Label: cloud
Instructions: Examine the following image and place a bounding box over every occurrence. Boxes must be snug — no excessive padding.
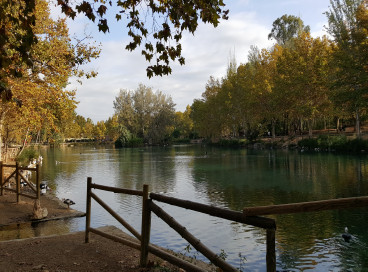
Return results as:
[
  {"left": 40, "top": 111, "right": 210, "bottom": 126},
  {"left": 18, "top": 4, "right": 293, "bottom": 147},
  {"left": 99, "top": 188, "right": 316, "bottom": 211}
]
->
[
  {"left": 65, "top": 0, "right": 331, "bottom": 123},
  {"left": 70, "top": 11, "right": 273, "bottom": 122}
]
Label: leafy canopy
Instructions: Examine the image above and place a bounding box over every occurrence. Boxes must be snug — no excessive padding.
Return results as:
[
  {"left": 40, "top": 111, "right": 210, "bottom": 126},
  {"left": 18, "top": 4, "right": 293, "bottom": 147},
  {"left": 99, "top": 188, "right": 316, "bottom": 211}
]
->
[
  {"left": 3, "top": 0, "right": 229, "bottom": 80},
  {"left": 268, "top": 14, "right": 310, "bottom": 45}
]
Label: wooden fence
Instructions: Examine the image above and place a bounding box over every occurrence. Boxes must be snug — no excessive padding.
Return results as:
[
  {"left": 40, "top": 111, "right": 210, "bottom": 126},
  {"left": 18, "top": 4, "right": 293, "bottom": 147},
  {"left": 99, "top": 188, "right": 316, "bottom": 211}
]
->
[
  {"left": 243, "top": 196, "right": 368, "bottom": 216},
  {"left": 85, "top": 177, "right": 277, "bottom": 272},
  {"left": 0, "top": 161, "right": 40, "bottom": 202}
]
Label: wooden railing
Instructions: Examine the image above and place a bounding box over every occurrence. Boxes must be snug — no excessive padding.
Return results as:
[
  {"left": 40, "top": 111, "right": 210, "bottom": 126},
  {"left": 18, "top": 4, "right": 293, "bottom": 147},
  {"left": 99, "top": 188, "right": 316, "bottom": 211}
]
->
[
  {"left": 243, "top": 196, "right": 368, "bottom": 216},
  {"left": 0, "top": 161, "right": 40, "bottom": 201},
  {"left": 85, "top": 177, "right": 277, "bottom": 272}
]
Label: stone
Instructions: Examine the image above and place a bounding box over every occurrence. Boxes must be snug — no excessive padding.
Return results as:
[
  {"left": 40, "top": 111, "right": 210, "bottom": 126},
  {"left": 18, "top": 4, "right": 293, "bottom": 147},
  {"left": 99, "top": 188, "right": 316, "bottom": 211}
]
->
[{"left": 32, "top": 199, "right": 48, "bottom": 220}]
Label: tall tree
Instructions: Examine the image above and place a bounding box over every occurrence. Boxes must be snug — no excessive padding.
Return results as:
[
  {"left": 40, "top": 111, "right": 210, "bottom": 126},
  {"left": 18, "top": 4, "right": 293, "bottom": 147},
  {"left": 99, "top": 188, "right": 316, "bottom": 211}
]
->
[
  {"left": 325, "top": 0, "right": 368, "bottom": 137},
  {"left": 274, "top": 33, "right": 332, "bottom": 136},
  {"left": 174, "top": 106, "right": 193, "bottom": 139},
  {"left": 0, "top": 0, "right": 99, "bottom": 158},
  {"left": 113, "top": 84, "right": 175, "bottom": 144},
  {"left": 268, "top": 14, "right": 310, "bottom": 45}
]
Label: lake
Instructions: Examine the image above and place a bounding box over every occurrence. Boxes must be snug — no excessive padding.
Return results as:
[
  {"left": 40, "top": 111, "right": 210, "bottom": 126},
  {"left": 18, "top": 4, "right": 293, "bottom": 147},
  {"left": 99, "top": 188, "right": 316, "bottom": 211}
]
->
[{"left": 3, "top": 144, "right": 368, "bottom": 271}]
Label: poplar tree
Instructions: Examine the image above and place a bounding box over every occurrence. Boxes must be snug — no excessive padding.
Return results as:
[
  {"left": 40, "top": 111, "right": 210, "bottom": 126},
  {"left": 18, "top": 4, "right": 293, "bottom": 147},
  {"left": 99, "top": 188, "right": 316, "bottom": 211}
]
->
[{"left": 325, "top": 0, "right": 368, "bottom": 137}]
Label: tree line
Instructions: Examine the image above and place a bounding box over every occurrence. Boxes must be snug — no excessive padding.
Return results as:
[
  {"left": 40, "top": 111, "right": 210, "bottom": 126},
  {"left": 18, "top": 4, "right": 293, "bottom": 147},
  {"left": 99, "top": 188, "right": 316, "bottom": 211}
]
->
[
  {"left": 0, "top": 0, "right": 226, "bottom": 158},
  {"left": 2, "top": 0, "right": 367, "bottom": 157},
  {"left": 191, "top": 0, "right": 368, "bottom": 142}
]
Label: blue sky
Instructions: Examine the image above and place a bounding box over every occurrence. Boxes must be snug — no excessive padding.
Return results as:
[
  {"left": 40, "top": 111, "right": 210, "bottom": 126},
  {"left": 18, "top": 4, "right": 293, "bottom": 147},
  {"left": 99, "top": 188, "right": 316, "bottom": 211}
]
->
[{"left": 52, "top": 0, "right": 332, "bottom": 122}]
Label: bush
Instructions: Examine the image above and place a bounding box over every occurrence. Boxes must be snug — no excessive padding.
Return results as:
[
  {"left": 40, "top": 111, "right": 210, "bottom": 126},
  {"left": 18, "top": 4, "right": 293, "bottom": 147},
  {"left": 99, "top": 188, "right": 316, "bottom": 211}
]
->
[
  {"left": 127, "top": 137, "right": 144, "bottom": 147},
  {"left": 329, "top": 135, "right": 348, "bottom": 151},
  {"left": 317, "top": 135, "right": 329, "bottom": 150},
  {"left": 115, "top": 135, "right": 144, "bottom": 148},
  {"left": 115, "top": 128, "right": 132, "bottom": 148},
  {"left": 346, "top": 138, "right": 368, "bottom": 153},
  {"left": 298, "top": 135, "right": 368, "bottom": 153},
  {"left": 172, "top": 138, "right": 191, "bottom": 144},
  {"left": 213, "top": 139, "right": 247, "bottom": 147},
  {"left": 298, "top": 138, "right": 319, "bottom": 150},
  {"left": 16, "top": 147, "right": 39, "bottom": 166}
]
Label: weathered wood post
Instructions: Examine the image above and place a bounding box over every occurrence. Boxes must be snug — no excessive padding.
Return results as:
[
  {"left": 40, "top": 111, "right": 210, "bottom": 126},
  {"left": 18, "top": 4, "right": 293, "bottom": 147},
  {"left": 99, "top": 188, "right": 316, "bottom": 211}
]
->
[
  {"left": 266, "top": 228, "right": 276, "bottom": 272},
  {"left": 16, "top": 162, "right": 20, "bottom": 203},
  {"left": 36, "top": 163, "right": 40, "bottom": 199},
  {"left": 85, "top": 177, "right": 92, "bottom": 243},
  {"left": 0, "top": 161, "right": 3, "bottom": 196},
  {"left": 140, "top": 184, "right": 151, "bottom": 267}
]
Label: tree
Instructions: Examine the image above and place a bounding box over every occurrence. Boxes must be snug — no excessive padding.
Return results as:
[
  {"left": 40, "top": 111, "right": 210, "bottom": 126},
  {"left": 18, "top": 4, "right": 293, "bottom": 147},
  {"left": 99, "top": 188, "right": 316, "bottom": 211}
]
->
[
  {"left": 1, "top": 0, "right": 229, "bottom": 80},
  {"left": 191, "top": 77, "right": 225, "bottom": 140},
  {"left": 113, "top": 84, "right": 176, "bottom": 144},
  {"left": 0, "top": 0, "right": 36, "bottom": 99},
  {"left": 94, "top": 121, "right": 106, "bottom": 140},
  {"left": 105, "top": 114, "right": 120, "bottom": 142},
  {"left": 325, "top": 0, "right": 368, "bottom": 137},
  {"left": 0, "top": 0, "right": 99, "bottom": 158},
  {"left": 274, "top": 33, "right": 332, "bottom": 136},
  {"left": 268, "top": 14, "right": 310, "bottom": 45},
  {"left": 174, "top": 106, "right": 193, "bottom": 139}
]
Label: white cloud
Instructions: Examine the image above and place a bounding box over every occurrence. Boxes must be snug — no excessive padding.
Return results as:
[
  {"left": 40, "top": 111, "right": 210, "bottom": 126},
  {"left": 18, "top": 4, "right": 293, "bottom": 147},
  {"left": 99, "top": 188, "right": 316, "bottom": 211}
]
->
[
  {"left": 62, "top": 0, "right": 331, "bottom": 123},
  {"left": 70, "top": 11, "right": 273, "bottom": 122}
]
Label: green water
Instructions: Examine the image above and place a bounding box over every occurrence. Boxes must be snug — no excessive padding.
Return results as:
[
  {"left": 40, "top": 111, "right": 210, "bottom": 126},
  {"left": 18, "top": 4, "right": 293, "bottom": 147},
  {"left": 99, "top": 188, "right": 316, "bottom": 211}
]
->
[{"left": 5, "top": 144, "right": 368, "bottom": 271}]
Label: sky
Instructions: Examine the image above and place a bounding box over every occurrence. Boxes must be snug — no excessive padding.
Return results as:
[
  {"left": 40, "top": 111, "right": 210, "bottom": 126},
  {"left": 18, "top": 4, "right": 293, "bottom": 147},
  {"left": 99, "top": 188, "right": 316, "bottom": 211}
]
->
[{"left": 51, "top": 0, "right": 332, "bottom": 123}]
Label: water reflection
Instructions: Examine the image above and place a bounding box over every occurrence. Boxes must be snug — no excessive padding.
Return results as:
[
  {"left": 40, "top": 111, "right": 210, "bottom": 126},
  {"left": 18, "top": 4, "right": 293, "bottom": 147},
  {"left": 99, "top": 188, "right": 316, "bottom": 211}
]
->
[{"left": 0, "top": 220, "right": 76, "bottom": 241}]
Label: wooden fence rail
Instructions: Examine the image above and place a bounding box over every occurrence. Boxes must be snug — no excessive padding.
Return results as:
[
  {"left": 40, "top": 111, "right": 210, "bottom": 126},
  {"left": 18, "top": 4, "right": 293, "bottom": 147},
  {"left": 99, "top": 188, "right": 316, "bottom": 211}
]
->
[
  {"left": 85, "top": 177, "right": 277, "bottom": 272},
  {"left": 150, "top": 193, "right": 276, "bottom": 229},
  {"left": 0, "top": 161, "right": 40, "bottom": 202},
  {"left": 149, "top": 200, "right": 238, "bottom": 271},
  {"left": 243, "top": 196, "right": 368, "bottom": 216}
]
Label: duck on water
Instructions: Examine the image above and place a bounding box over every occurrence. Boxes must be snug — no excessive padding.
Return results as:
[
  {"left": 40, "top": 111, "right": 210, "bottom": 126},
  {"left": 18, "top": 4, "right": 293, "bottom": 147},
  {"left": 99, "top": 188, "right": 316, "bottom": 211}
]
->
[{"left": 342, "top": 227, "right": 352, "bottom": 242}]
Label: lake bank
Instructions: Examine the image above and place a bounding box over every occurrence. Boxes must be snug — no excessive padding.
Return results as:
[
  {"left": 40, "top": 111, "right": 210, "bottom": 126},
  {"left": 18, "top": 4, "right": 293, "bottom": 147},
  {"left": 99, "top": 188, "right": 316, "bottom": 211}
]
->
[{"left": 0, "top": 191, "right": 85, "bottom": 228}]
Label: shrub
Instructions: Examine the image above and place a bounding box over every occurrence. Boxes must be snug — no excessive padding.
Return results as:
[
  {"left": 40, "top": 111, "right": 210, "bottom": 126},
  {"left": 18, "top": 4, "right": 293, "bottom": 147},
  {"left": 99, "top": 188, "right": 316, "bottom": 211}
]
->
[
  {"left": 329, "top": 135, "right": 348, "bottom": 151},
  {"left": 298, "top": 138, "right": 319, "bottom": 150},
  {"left": 346, "top": 138, "right": 368, "bottom": 153},
  {"left": 298, "top": 135, "right": 368, "bottom": 153},
  {"left": 16, "top": 147, "right": 39, "bottom": 166},
  {"left": 127, "top": 137, "right": 144, "bottom": 147},
  {"left": 217, "top": 139, "right": 242, "bottom": 147},
  {"left": 115, "top": 128, "right": 132, "bottom": 148}
]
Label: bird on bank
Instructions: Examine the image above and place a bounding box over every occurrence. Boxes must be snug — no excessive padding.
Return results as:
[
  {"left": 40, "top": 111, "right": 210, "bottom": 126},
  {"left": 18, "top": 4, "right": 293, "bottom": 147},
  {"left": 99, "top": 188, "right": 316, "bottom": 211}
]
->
[
  {"left": 342, "top": 227, "right": 352, "bottom": 242},
  {"left": 62, "top": 198, "right": 75, "bottom": 209},
  {"left": 40, "top": 183, "right": 51, "bottom": 195}
]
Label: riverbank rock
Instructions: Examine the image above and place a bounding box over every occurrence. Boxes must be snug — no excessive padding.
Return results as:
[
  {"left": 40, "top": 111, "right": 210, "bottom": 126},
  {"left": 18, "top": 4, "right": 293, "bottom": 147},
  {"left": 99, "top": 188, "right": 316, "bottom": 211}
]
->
[{"left": 31, "top": 199, "right": 48, "bottom": 220}]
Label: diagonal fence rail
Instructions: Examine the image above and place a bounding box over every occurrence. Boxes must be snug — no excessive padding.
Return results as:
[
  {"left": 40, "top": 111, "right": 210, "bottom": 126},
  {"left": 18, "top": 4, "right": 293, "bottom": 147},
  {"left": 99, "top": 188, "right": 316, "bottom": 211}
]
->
[
  {"left": 85, "top": 177, "right": 277, "bottom": 271},
  {"left": 0, "top": 161, "right": 40, "bottom": 202}
]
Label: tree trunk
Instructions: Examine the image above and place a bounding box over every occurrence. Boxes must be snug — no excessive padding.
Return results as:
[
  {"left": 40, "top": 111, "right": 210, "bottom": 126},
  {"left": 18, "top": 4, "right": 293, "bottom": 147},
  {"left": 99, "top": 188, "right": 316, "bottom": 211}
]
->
[
  {"left": 307, "top": 119, "right": 313, "bottom": 137},
  {"left": 0, "top": 120, "right": 3, "bottom": 161},
  {"left": 336, "top": 118, "right": 340, "bottom": 133},
  {"left": 355, "top": 109, "right": 361, "bottom": 138},
  {"left": 17, "top": 127, "right": 30, "bottom": 157},
  {"left": 0, "top": 112, "right": 5, "bottom": 161},
  {"left": 271, "top": 119, "right": 276, "bottom": 140}
]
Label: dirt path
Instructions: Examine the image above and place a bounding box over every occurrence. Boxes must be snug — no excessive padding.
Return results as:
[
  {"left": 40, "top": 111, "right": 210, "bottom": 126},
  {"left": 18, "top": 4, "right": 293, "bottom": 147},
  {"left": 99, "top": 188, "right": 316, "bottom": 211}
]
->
[{"left": 0, "top": 226, "right": 183, "bottom": 272}]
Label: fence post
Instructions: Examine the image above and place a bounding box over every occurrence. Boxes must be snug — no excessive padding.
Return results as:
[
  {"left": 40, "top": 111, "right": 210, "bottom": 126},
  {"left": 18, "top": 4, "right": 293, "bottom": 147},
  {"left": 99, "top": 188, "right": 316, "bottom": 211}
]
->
[
  {"left": 85, "top": 177, "right": 92, "bottom": 243},
  {"left": 0, "top": 161, "right": 3, "bottom": 196},
  {"left": 36, "top": 163, "right": 40, "bottom": 199},
  {"left": 140, "top": 184, "right": 151, "bottom": 267},
  {"left": 266, "top": 228, "right": 276, "bottom": 272},
  {"left": 16, "top": 162, "right": 20, "bottom": 203}
]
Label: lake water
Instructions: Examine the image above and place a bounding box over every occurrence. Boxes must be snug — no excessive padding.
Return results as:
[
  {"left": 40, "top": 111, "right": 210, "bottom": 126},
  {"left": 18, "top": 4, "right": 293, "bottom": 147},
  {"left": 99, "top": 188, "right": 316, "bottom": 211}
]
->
[{"left": 2, "top": 144, "right": 368, "bottom": 271}]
